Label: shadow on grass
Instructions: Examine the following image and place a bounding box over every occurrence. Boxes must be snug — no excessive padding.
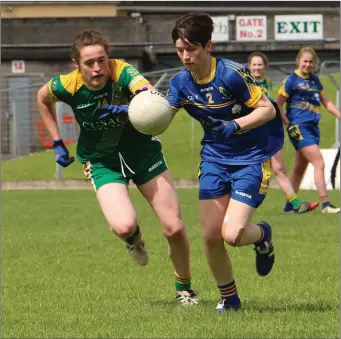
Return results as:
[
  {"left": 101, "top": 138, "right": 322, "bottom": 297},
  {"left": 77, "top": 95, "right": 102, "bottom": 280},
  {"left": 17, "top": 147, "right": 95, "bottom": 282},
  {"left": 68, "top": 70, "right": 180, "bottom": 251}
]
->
[
  {"left": 242, "top": 299, "right": 338, "bottom": 313},
  {"left": 149, "top": 298, "right": 338, "bottom": 313},
  {"left": 149, "top": 298, "right": 213, "bottom": 307}
]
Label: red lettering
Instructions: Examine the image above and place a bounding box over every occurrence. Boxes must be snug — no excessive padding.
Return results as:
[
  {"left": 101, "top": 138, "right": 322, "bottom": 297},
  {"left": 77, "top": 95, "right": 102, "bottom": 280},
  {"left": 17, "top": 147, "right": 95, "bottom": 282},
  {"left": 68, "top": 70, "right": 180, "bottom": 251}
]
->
[{"left": 239, "top": 17, "right": 264, "bottom": 27}]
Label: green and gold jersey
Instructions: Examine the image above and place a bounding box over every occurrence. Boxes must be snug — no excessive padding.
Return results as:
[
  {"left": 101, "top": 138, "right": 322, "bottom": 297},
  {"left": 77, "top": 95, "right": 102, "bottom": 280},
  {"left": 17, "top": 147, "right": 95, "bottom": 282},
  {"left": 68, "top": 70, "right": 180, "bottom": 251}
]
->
[
  {"left": 256, "top": 77, "right": 272, "bottom": 98},
  {"left": 46, "top": 59, "right": 151, "bottom": 163}
]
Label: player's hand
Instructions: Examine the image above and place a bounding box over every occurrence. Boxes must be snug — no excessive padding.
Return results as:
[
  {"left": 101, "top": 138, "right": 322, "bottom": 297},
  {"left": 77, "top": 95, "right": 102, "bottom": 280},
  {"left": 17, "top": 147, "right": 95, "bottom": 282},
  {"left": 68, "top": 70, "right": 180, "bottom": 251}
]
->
[
  {"left": 287, "top": 123, "right": 301, "bottom": 140},
  {"left": 129, "top": 86, "right": 149, "bottom": 101},
  {"left": 52, "top": 139, "right": 75, "bottom": 167},
  {"left": 99, "top": 104, "right": 129, "bottom": 119},
  {"left": 207, "top": 116, "right": 240, "bottom": 140}
]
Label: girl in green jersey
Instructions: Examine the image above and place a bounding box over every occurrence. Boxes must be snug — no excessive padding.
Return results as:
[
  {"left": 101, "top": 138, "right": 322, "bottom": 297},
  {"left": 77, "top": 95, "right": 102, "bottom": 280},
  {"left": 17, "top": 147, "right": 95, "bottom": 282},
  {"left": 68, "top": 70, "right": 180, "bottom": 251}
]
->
[{"left": 37, "top": 30, "right": 198, "bottom": 305}]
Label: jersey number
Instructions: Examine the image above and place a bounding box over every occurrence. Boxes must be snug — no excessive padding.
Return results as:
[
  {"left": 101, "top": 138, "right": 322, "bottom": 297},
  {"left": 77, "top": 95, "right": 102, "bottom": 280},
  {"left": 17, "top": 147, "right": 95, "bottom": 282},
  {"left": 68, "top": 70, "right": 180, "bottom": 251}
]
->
[{"left": 206, "top": 93, "right": 214, "bottom": 104}]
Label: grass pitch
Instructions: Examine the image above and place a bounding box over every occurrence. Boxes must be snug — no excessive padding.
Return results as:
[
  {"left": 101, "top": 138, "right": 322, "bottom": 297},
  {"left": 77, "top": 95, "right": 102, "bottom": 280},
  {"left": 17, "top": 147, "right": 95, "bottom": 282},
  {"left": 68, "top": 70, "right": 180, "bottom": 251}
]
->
[{"left": 2, "top": 188, "right": 339, "bottom": 338}]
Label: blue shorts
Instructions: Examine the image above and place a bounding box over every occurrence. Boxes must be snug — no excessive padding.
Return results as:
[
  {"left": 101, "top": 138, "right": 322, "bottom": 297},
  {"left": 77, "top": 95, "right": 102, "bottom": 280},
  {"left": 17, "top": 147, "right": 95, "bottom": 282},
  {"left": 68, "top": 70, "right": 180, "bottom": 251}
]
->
[
  {"left": 198, "top": 159, "right": 272, "bottom": 208},
  {"left": 288, "top": 122, "right": 320, "bottom": 151}
]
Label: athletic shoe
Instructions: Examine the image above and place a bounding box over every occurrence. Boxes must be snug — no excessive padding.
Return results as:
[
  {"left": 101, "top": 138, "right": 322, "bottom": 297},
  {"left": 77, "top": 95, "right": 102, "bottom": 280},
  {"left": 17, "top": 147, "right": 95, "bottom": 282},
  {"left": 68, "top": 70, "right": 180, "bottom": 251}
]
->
[
  {"left": 215, "top": 297, "right": 241, "bottom": 312},
  {"left": 294, "top": 201, "right": 319, "bottom": 213},
  {"left": 126, "top": 239, "right": 148, "bottom": 266},
  {"left": 284, "top": 201, "right": 319, "bottom": 213},
  {"left": 254, "top": 221, "right": 275, "bottom": 276},
  {"left": 322, "top": 203, "right": 340, "bottom": 214},
  {"left": 175, "top": 290, "right": 199, "bottom": 306}
]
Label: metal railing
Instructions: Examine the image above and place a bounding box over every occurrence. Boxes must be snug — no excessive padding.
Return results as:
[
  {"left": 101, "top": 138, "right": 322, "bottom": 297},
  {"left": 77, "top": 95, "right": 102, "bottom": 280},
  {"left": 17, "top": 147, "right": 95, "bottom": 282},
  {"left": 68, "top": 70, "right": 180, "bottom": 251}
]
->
[{"left": 1, "top": 61, "right": 339, "bottom": 180}]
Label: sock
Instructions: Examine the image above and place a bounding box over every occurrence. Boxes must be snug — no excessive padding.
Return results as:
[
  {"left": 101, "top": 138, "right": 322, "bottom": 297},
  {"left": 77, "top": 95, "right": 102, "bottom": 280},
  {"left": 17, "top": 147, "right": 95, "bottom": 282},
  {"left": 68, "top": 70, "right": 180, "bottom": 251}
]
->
[
  {"left": 124, "top": 225, "right": 141, "bottom": 246},
  {"left": 255, "top": 223, "right": 269, "bottom": 244},
  {"left": 320, "top": 196, "right": 330, "bottom": 209},
  {"left": 284, "top": 202, "right": 293, "bottom": 211},
  {"left": 175, "top": 272, "right": 191, "bottom": 291},
  {"left": 218, "top": 280, "right": 238, "bottom": 301},
  {"left": 322, "top": 201, "right": 331, "bottom": 209},
  {"left": 287, "top": 192, "right": 302, "bottom": 209}
]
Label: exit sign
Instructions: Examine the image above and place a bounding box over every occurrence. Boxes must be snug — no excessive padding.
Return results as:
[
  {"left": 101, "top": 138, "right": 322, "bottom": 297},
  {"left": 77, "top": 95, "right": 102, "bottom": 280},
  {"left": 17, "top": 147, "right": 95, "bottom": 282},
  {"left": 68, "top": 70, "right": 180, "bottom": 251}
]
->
[{"left": 275, "top": 15, "right": 323, "bottom": 40}]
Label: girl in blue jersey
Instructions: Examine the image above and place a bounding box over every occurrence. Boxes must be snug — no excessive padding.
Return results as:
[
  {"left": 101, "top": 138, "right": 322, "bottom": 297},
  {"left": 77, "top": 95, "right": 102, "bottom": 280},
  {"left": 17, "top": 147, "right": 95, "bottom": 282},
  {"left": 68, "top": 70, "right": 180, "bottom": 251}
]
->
[
  {"left": 277, "top": 47, "right": 340, "bottom": 214},
  {"left": 248, "top": 51, "right": 319, "bottom": 213},
  {"left": 168, "top": 13, "right": 278, "bottom": 312}
]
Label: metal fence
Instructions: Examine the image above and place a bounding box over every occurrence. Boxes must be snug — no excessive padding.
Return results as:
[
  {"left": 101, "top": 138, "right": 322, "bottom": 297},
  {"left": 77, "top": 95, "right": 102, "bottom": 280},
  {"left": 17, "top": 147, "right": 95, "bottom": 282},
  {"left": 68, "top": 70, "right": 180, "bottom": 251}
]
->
[{"left": 1, "top": 61, "right": 340, "bottom": 180}]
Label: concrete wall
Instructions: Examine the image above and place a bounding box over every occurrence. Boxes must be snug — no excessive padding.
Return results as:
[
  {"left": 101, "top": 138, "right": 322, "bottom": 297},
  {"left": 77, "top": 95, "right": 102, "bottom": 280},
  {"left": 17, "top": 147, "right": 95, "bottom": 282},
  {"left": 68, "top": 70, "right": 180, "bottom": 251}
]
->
[{"left": 1, "top": 7, "right": 340, "bottom": 155}]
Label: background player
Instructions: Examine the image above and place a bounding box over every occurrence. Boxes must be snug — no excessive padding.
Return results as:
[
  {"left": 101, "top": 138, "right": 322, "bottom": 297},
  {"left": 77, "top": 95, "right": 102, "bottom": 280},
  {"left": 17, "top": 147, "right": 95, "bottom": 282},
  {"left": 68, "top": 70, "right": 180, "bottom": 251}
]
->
[
  {"left": 168, "top": 13, "right": 280, "bottom": 312},
  {"left": 37, "top": 29, "right": 198, "bottom": 305},
  {"left": 276, "top": 47, "right": 340, "bottom": 214},
  {"left": 248, "top": 51, "right": 319, "bottom": 213}
]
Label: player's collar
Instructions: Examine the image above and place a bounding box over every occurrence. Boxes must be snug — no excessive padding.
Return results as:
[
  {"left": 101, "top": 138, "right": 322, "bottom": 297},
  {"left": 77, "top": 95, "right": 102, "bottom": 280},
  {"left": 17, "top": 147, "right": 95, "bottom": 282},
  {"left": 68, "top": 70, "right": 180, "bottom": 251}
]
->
[
  {"left": 295, "top": 69, "right": 310, "bottom": 79},
  {"left": 191, "top": 57, "right": 216, "bottom": 84}
]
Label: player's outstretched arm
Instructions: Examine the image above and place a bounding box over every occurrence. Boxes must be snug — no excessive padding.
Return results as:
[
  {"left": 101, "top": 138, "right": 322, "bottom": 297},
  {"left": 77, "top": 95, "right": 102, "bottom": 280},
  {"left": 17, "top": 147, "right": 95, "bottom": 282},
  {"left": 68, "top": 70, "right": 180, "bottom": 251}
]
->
[
  {"left": 320, "top": 92, "right": 341, "bottom": 119},
  {"left": 37, "top": 84, "right": 61, "bottom": 141},
  {"left": 234, "top": 94, "right": 275, "bottom": 131},
  {"left": 37, "top": 84, "right": 74, "bottom": 167}
]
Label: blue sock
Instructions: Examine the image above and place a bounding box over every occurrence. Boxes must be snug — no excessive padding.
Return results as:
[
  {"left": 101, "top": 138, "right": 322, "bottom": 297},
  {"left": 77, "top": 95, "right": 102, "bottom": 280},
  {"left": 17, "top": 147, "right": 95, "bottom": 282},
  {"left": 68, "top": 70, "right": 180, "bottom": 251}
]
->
[
  {"left": 125, "top": 225, "right": 141, "bottom": 245},
  {"left": 322, "top": 201, "right": 330, "bottom": 209},
  {"left": 218, "top": 280, "right": 239, "bottom": 302},
  {"left": 257, "top": 223, "right": 269, "bottom": 243},
  {"left": 284, "top": 202, "right": 293, "bottom": 212}
]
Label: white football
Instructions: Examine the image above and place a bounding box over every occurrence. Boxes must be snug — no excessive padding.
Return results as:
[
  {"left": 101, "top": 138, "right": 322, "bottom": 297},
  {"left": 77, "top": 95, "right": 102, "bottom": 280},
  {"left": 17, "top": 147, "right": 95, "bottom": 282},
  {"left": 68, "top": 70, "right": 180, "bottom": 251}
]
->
[{"left": 128, "top": 90, "right": 173, "bottom": 135}]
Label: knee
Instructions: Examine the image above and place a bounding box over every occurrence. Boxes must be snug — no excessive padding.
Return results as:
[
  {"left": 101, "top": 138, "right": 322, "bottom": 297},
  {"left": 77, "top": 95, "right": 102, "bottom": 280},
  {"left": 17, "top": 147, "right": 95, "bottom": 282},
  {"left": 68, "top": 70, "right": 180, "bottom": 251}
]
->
[
  {"left": 203, "top": 229, "right": 223, "bottom": 248},
  {"left": 273, "top": 163, "right": 286, "bottom": 176},
  {"left": 109, "top": 221, "right": 137, "bottom": 239},
  {"left": 223, "top": 228, "right": 245, "bottom": 247},
  {"left": 162, "top": 218, "right": 185, "bottom": 239},
  {"left": 313, "top": 160, "right": 325, "bottom": 172}
]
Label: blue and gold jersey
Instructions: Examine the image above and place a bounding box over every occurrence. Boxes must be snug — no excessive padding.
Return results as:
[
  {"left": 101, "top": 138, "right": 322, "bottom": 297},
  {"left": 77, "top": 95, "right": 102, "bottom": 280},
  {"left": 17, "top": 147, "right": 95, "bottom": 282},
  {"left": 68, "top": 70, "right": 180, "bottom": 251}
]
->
[
  {"left": 168, "top": 57, "right": 279, "bottom": 165},
  {"left": 278, "top": 70, "right": 324, "bottom": 125}
]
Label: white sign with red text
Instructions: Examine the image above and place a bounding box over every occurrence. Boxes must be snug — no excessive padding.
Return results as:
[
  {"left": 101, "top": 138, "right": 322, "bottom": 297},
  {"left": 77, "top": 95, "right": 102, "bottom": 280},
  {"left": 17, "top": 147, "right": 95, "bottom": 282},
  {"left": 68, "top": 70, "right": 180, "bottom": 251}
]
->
[
  {"left": 11, "top": 60, "right": 26, "bottom": 73},
  {"left": 236, "top": 16, "right": 267, "bottom": 41}
]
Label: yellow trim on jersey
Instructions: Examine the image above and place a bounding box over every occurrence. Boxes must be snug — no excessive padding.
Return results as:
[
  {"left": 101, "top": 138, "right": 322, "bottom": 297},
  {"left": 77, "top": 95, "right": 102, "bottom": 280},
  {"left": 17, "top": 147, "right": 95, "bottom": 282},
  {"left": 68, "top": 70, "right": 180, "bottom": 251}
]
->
[
  {"left": 278, "top": 86, "right": 289, "bottom": 98},
  {"left": 191, "top": 57, "right": 216, "bottom": 84},
  {"left": 179, "top": 100, "right": 235, "bottom": 109},
  {"left": 109, "top": 59, "right": 128, "bottom": 83},
  {"left": 129, "top": 75, "right": 150, "bottom": 93},
  {"left": 320, "top": 89, "right": 325, "bottom": 96},
  {"left": 259, "top": 159, "right": 271, "bottom": 195},
  {"left": 83, "top": 161, "right": 97, "bottom": 192},
  {"left": 227, "top": 62, "right": 263, "bottom": 108},
  {"left": 108, "top": 59, "right": 150, "bottom": 93},
  {"left": 59, "top": 69, "right": 85, "bottom": 94},
  {"left": 291, "top": 102, "right": 321, "bottom": 114},
  {"left": 46, "top": 81, "right": 59, "bottom": 103},
  {"left": 244, "top": 86, "right": 263, "bottom": 108},
  {"left": 294, "top": 69, "right": 310, "bottom": 79}
]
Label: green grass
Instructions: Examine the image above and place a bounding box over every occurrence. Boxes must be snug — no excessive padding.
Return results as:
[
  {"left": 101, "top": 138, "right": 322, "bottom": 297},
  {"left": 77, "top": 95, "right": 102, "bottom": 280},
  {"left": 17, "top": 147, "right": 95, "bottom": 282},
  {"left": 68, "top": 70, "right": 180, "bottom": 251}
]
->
[
  {"left": 1, "top": 74, "right": 339, "bottom": 180},
  {"left": 2, "top": 188, "right": 340, "bottom": 338}
]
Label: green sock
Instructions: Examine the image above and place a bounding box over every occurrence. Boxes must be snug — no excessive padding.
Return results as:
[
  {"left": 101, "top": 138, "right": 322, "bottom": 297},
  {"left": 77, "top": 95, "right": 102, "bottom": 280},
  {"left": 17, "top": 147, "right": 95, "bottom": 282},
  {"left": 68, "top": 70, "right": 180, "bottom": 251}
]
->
[
  {"left": 287, "top": 192, "right": 302, "bottom": 209},
  {"left": 175, "top": 272, "right": 191, "bottom": 291},
  {"left": 291, "top": 197, "right": 302, "bottom": 209}
]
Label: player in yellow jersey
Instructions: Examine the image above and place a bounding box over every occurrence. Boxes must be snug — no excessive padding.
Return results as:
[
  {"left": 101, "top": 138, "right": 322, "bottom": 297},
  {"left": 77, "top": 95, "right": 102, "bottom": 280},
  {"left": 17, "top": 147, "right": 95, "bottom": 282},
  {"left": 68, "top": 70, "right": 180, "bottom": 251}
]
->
[
  {"left": 37, "top": 30, "right": 198, "bottom": 305},
  {"left": 248, "top": 51, "right": 319, "bottom": 213}
]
